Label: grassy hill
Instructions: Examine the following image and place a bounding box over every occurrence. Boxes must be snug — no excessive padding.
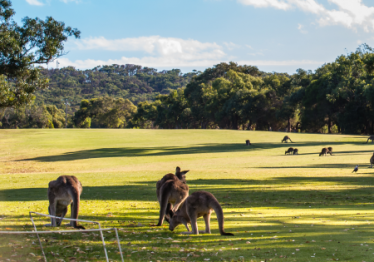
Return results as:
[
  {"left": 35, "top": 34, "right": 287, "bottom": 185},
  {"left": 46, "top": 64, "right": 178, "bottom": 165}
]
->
[{"left": 1, "top": 130, "right": 374, "bottom": 261}]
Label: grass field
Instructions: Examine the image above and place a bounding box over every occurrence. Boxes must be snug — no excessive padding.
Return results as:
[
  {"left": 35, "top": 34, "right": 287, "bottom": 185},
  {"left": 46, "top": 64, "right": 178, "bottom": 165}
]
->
[{"left": 1, "top": 129, "right": 374, "bottom": 262}]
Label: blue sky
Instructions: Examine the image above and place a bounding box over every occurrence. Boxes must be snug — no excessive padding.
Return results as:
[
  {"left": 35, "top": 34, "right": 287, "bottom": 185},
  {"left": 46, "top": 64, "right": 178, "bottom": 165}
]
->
[{"left": 13, "top": 0, "right": 374, "bottom": 74}]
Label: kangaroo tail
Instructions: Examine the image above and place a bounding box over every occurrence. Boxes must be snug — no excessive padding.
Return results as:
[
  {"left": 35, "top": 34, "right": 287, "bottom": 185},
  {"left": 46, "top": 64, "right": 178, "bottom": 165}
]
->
[
  {"left": 211, "top": 198, "right": 234, "bottom": 236},
  {"left": 157, "top": 187, "right": 170, "bottom": 226},
  {"left": 72, "top": 190, "right": 85, "bottom": 229}
]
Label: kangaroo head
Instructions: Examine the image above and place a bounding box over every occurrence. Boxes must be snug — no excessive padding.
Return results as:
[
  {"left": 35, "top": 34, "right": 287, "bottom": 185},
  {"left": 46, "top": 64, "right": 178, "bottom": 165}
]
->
[
  {"left": 168, "top": 214, "right": 185, "bottom": 232},
  {"left": 175, "top": 166, "right": 189, "bottom": 183}
]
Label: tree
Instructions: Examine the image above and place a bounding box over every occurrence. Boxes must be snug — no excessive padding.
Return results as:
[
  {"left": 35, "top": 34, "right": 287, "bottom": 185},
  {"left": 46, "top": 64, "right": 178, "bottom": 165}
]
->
[{"left": 0, "top": 0, "right": 80, "bottom": 108}]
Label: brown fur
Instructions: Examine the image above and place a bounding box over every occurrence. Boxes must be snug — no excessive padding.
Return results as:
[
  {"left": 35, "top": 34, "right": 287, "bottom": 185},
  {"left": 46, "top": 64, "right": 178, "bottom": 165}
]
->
[
  {"left": 319, "top": 148, "right": 328, "bottom": 156},
  {"left": 366, "top": 135, "right": 374, "bottom": 144},
  {"left": 327, "top": 147, "right": 333, "bottom": 155},
  {"left": 47, "top": 176, "right": 85, "bottom": 229},
  {"left": 156, "top": 167, "right": 189, "bottom": 226},
  {"left": 285, "top": 147, "right": 294, "bottom": 155},
  {"left": 281, "top": 136, "right": 293, "bottom": 143},
  {"left": 246, "top": 140, "right": 251, "bottom": 146},
  {"left": 370, "top": 153, "right": 374, "bottom": 168},
  {"left": 168, "top": 191, "right": 234, "bottom": 236},
  {"left": 293, "top": 148, "right": 299, "bottom": 155}
]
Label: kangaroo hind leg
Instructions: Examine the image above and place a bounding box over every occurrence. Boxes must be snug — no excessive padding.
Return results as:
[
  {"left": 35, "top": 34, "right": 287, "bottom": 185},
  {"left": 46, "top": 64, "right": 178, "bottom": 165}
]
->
[
  {"left": 200, "top": 213, "right": 211, "bottom": 234},
  {"left": 157, "top": 191, "right": 170, "bottom": 226}
]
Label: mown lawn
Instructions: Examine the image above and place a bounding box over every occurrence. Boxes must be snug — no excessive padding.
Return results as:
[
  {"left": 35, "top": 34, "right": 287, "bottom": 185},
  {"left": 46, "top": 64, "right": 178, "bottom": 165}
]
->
[{"left": 1, "top": 129, "right": 374, "bottom": 262}]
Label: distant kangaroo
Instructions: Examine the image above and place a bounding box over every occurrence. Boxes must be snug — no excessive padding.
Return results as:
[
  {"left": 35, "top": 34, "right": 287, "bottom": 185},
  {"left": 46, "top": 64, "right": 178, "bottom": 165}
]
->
[
  {"left": 370, "top": 153, "right": 374, "bottom": 168},
  {"left": 327, "top": 147, "right": 333, "bottom": 156},
  {"left": 285, "top": 147, "right": 294, "bottom": 155},
  {"left": 319, "top": 148, "right": 328, "bottom": 156},
  {"left": 365, "top": 135, "right": 374, "bottom": 144},
  {"left": 281, "top": 135, "right": 293, "bottom": 143},
  {"left": 156, "top": 167, "right": 189, "bottom": 226},
  {"left": 245, "top": 140, "right": 251, "bottom": 146},
  {"left": 46, "top": 176, "right": 85, "bottom": 229},
  {"left": 293, "top": 148, "right": 299, "bottom": 155},
  {"left": 167, "top": 191, "right": 234, "bottom": 236}
]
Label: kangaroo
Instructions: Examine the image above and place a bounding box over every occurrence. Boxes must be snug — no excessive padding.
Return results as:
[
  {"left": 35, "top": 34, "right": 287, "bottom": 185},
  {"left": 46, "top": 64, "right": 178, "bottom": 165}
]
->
[
  {"left": 285, "top": 147, "right": 294, "bottom": 155},
  {"left": 319, "top": 148, "right": 328, "bottom": 156},
  {"left": 293, "top": 148, "right": 299, "bottom": 155},
  {"left": 156, "top": 167, "right": 189, "bottom": 226},
  {"left": 167, "top": 191, "right": 234, "bottom": 236},
  {"left": 47, "top": 176, "right": 85, "bottom": 229},
  {"left": 281, "top": 135, "right": 293, "bottom": 143},
  {"left": 365, "top": 135, "right": 374, "bottom": 144},
  {"left": 327, "top": 147, "right": 333, "bottom": 156},
  {"left": 245, "top": 140, "right": 251, "bottom": 146},
  {"left": 370, "top": 153, "right": 374, "bottom": 168}
]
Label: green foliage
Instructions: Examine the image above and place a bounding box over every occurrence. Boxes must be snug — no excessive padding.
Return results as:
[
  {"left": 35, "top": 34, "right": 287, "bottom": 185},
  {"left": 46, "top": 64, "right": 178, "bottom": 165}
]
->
[
  {"left": 0, "top": 0, "right": 80, "bottom": 108},
  {"left": 73, "top": 97, "right": 137, "bottom": 128},
  {"left": 36, "top": 65, "right": 199, "bottom": 111},
  {"left": 0, "top": 103, "right": 66, "bottom": 128}
]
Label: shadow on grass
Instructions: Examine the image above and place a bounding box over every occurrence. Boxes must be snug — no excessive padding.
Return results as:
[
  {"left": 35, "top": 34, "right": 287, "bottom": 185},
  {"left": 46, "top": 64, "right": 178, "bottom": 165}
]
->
[
  {"left": 15, "top": 139, "right": 373, "bottom": 163},
  {"left": 2, "top": 177, "right": 374, "bottom": 211},
  {"left": 257, "top": 163, "right": 364, "bottom": 169}
]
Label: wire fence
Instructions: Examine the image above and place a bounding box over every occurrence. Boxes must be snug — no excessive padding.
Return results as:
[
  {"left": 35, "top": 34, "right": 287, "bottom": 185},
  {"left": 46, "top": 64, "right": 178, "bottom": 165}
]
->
[{"left": 0, "top": 212, "right": 124, "bottom": 262}]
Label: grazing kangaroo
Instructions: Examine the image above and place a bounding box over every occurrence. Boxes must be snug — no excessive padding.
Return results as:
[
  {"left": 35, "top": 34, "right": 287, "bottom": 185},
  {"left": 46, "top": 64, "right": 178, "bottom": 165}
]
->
[
  {"left": 245, "top": 140, "right": 251, "bottom": 146},
  {"left": 285, "top": 147, "right": 294, "bottom": 155},
  {"left": 293, "top": 148, "right": 299, "bottom": 155},
  {"left": 281, "top": 135, "right": 293, "bottom": 143},
  {"left": 370, "top": 153, "right": 374, "bottom": 168},
  {"left": 168, "top": 191, "right": 234, "bottom": 236},
  {"left": 319, "top": 148, "right": 328, "bottom": 156},
  {"left": 365, "top": 135, "right": 374, "bottom": 144},
  {"left": 47, "top": 176, "right": 85, "bottom": 229},
  {"left": 156, "top": 167, "right": 189, "bottom": 226}
]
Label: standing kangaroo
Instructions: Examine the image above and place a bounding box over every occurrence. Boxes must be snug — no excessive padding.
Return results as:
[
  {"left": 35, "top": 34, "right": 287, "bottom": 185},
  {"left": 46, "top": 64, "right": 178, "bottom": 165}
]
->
[
  {"left": 281, "top": 136, "right": 293, "bottom": 143},
  {"left": 168, "top": 191, "right": 234, "bottom": 236},
  {"left": 47, "top": 176, "right": 85, "bottom": 229},
  {"left": 156, "top": 167, "right": 189, "bottom": 226},
  {"left": 365, "top": 135, "right": 374, "bottom": 144}
]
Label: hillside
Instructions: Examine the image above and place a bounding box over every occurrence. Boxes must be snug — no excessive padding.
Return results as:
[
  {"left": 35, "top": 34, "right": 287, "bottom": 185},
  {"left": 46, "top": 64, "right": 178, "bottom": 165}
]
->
[{"left": 36, "top": 64, "right": 199, "bottom": 111}]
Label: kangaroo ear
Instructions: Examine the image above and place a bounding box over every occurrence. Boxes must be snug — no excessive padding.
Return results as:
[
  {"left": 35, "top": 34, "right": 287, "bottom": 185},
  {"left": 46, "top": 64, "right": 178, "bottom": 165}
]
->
[
  {"left": 180, "top": 170, "right": 189, "bottom": 176},
  {"left": 175, "top": 166, "right": 181, "bottom": 175},
  {"left": 168, "top": 209, "right": 174, "bottom": 218}
]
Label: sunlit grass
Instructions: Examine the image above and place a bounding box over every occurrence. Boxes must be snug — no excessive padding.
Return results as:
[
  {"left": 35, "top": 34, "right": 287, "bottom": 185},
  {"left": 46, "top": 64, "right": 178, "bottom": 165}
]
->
[{"left": 1, "top": 129, "right": 374, "bottom": 261}]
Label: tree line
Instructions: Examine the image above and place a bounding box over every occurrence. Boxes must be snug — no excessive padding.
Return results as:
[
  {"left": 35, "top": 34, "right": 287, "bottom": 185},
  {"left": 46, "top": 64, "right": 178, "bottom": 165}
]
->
[
  {"left": 132, "top": 45, "right": 374, "bottom": 134},
  {"left": 36, "top": 65, "right": 199, "bottom": 111}
]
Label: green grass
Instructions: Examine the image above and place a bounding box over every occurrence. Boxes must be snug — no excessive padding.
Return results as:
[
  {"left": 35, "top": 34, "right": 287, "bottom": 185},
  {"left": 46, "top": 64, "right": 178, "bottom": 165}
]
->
[{"left": 1, "top": 129, "right": 374, "bottom": 262}]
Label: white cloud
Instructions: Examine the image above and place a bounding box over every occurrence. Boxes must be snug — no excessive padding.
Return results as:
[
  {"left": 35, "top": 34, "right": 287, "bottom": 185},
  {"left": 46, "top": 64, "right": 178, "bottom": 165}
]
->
[
  {"left": 298, "top": 23, "right": 307, "bottom": 34},
  {"left": 69, "top": 36, "right": 225, "bottom": 62},
  {"left": 56, "top": 56, "right": 323, "bottom": 71},
  {"left": 239, "top": 0, "right": 290, "bottom": 10},
  {"left": 223, "top": 42, "right": 240, "bottom": 50},
  {"left": 60, "top": 0, "right": 81, "bottom": 3},
  {"left": 26, "top": 0, "right": 44, "bottom": 6},
  {"left": 238, "top": 0, "right": 374, "bottom": 31},
  {"left": 58, "top": 36, "right": 322, "bottom": 71}
]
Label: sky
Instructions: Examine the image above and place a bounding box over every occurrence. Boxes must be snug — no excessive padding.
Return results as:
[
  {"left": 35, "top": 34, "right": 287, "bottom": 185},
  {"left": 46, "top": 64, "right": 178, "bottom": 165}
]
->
[{"left": 13, "top": 0, "right": 374, "bottom": 74}]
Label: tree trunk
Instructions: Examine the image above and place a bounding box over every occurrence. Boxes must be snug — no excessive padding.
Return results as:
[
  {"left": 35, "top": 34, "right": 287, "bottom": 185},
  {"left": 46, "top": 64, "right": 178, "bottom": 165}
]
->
[
  {"left": 247, "top": 120, "right": 252, "bottom": 130},
  {"left": 287, "top": 117, "right": 291, "bottom": 132},
  {"left": 328, "top": 117, "right": 332, "bottom": 134}
]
